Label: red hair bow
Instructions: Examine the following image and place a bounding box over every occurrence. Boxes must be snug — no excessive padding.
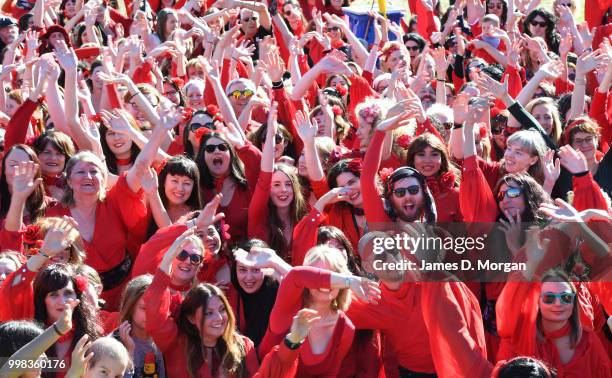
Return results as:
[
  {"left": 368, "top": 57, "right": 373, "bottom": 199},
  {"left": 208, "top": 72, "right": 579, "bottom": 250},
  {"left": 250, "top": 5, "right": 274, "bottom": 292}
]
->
[
  {"left": 331, "top": 105, "right": 343, "bottom": 116},
  {"left": 194, "top": 127, "right": 213, "bottom": 144},
  {"left": 347, "top": 158, "right": 363, "bottom": 174},
  {"left": 397, "top": 134, "right": 412, "bottom": 149},
  {"left": 335, "top": 82, "right": 348, "bottom": 97},
  {"left": 74, "top": 275, "right": 89, "bottom": 293}
]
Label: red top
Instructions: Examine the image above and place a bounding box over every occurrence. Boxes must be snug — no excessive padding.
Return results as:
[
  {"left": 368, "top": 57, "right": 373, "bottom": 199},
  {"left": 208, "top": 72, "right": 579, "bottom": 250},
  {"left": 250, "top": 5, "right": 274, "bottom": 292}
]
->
[
  {"left": 143, "top": 269, "right": 260, "bottom": 378},
  {"left": 273, "top": 87, "right": 303, "bottom": 156},
  {"left": 258, "top": 266, "right": 355, "bottom": 377},
  {"left": 459, "top": 156, "right": 499, "bottom": 222},
  {"left": 361, "top": 130, "right": 392, "bottom": 224},
  {"left": 201, "top": 142, "right": 261, "bottom": 243},
  {"left": 589, "top": 89, "right": 610, "bottom": 153},
  {"left": 4, "top": 99, "right": 39, "bottom": 152},
  {"left": 496, "top": 281, "right": 611, "bottom": 377},
  {"left": 347, "top": 281, "right": 491, "bottom": 376},
  {"left": 255, "top": 342, "right": 300, "bottom": 378},
  {"left": 347, "top": 75, "right": 380, "bottom": 129},
  {"left": 0, "top": 263, "right": 37, "bottom": 321},
  {"left": 46, "top": 173, "right": 148, "bottom": 310}
]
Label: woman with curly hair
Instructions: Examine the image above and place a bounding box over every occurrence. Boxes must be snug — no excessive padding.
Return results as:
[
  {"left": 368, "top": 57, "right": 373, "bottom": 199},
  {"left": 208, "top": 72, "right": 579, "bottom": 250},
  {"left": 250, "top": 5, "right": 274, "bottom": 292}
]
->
[{"left": 523, "top": 8, "right": 561, "bottom": 54}]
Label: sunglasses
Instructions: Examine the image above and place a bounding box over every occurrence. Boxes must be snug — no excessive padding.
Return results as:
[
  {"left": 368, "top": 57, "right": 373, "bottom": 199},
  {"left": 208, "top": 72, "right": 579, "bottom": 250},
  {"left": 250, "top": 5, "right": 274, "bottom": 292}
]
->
[
  {"left": 392, "top": 185, "right": 421, "bottom": 198},
  {"left": 497, "top": 187, "right": 522, "bottom": 201},
  {"left": 468, "top": 62, "right": 485, "bottom": 71},
  {"left": 326, "top": 26, "right": 340, "bottom": 32},
  {"left": 406, "top": 45, "right": 420, "bottom": 52},
  {"left": 541, "top": 292, "right": 575, "bottom": 305},
  {"left": 284, "top": 10, "right": 293, "bottom": 16},
  {"left": 530, "top": 20, "right": 547, "bottom": 28},
  {"left": 190, "top": 122, "right": 214, "bottom": 131},
  {"left": 204, "top": 143, "right": 229, "bottom": 153},
  {"left": 487, "top": 3, "right": 502, "bottom": 9},
  {"left": 503, "top": 127, "right": 519, "bottom": 137},
  {"left": 228, "top": 89, "right": 254, "bottom": 99},
  {"left": 242, "top": 16, "right": 258, "bottom": 22},
  {"left": 176, "top": 250, "right": 203, "bottom": 266},
  {"left": 491, "top": 127, "right": 504, "bottom": 135}
]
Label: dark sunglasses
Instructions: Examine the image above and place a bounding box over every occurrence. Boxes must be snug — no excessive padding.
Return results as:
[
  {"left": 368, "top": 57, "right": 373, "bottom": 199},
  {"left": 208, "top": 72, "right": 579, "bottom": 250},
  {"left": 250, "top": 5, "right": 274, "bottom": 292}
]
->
[
  {"left": 530, "top": 20, "right": 547, "bottom": 28},
  {"left": 503, "top": 127, "right": 519, "bottom": 137},
  {"left": 176, "top": 250, "right": 203, "bottom": 266},
  {"left": 406, "top": 45, "right": 420, "bottom": 52},
  {"left": 487, "top": 3, "right": 502, "bottom": 9},
  {"left": 497, "top": 187, "right": 522, "bottom": 201},
  {"left": 284, "top": 10, "right": 292, "bottom": 16},
  {"left": 491, "top": 127, "right": 504, "bottom": 135},
  {"left": 242, "top": 16, "right": 258, "bottom": 22},
  {"left": 228, "top": 89, "right": 254, "bottom": 99},
  {"left": 541, "top": 292, "right": 575, "bottom": 305},
  {"left": 468, "top": 62, "right": 485, "bottom": 71},
  {"left": 205, "top": 143, "right": 229, "bottom": 153},
  {"left": 326, "top": 26, "right": 340, "bottom": 32},
  {"left": 190, "top": 122, "right": 214, "bottom": 131},
  {"left": 393, "top": 185, "right": 421, "bottom": 198}
]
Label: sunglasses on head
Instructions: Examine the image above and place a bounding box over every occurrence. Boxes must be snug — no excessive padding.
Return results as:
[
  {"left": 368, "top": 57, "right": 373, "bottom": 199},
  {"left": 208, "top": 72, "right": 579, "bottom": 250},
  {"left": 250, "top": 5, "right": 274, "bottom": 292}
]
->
[
  {"left": 190, "top": 122, "right": 214, "bottom": 131},
  {"left": 242, "top": 16, "right": 258, "bottom": 22},
  {"left": 228, "top": 89, "right": 254, "bottom": 99},
  {"left": 176, "top": 250, "right": 203, "bottom": 266},
  {"left": 530, "top": 20, "right": 547, "bottom": 28},
  {"left": 541, "top": 291, "right": 575, "bottom": 305},
  {"left": 326, "top": 26, "right": 340, "bottom": 32},
  {"left": 406, "top": 45, "right": 420, "bottom": 51},
  {"left": 497, "top": 187, "right": 522, "bottom": 201},
  {"left": 392, "top": 185, "right": 421, "bottom": 198},
  {"left": 205, "top": 143, "right": 229, "bottom": 153}
]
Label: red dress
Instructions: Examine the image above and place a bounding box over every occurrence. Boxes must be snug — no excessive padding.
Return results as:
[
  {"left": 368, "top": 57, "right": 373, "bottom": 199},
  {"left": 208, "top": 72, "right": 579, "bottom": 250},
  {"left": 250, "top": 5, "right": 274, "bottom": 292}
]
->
[
  {"left": 46, "top": 173, "right": 148, "bottom": 311},
  {"left": 258, "top": 267, "right": 355, "bottom": 377},
  {"left": 143, "top": 269, "right": 260, "bottom": 378}
]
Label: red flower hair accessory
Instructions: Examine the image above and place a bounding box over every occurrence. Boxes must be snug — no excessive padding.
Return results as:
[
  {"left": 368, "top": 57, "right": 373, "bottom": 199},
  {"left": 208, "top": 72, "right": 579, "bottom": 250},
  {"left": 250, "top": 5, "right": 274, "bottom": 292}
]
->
[
  {"left": 220, "top": 220, "right": 231, "bottom": 241},
  {"left": 182, "top": 107, "right": 195, "bottom": 123},
  {"left": 397, "top": 134, "right": 412, "bottom": 149},
  {"left": 89, "top": 114, "right": 102, "bottom": 123},
  {"left": 328, "top": 145, "right": 350, "bottom": 166},
  {"left": 81, "top": 68, "right": 90, "bottom": 78},
  {"left": 23, "top": 225, "right": 42, "bottom": 245},
  {"left": 379, "top": 167, "right": 393, "bottom": 184},
  {"left": 479, "top": 124, "right": 489, "bottom": 139},
  {"left": 194, "top": 127, "right": 213, "bottom": 144},
  {"left": 335, "top": 82, "right": 348, "bottom": 97},
  {"left": 74, "top": 275, "right": 88, "bottom": 293},
  {"left": 347, "top": 158, "right": 363, "bottom": 174},
  {"left": 331, "top": 105, "right": 344, "bottom": 116}
]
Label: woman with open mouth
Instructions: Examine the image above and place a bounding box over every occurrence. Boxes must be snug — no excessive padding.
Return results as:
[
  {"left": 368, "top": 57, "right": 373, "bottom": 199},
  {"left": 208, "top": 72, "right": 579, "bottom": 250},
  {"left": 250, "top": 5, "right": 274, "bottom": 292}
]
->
[
  {"left": 258, "top": 245, "right": 380, "bottom": 376},
  {"left": 143, "top": 228, "right": 260, "bottom": 378},
  {"left": 248, "top": 104, "right": 308, "bottom": 261}
]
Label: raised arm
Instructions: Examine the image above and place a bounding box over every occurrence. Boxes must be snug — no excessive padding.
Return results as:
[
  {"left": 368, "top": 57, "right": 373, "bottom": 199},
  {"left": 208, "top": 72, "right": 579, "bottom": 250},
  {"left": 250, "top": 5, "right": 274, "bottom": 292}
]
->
[
  {"left": 294, "top": 110, "right": 325, "bottom": 181},
  {"left": 568, "top": 50, "right": 608, "bottom": 120},
  {"left": 516, "top": 60, "right": 564, "bottom": 106},
  {"left": 290, "top": 52, "right": 352, "bottom": 101}
]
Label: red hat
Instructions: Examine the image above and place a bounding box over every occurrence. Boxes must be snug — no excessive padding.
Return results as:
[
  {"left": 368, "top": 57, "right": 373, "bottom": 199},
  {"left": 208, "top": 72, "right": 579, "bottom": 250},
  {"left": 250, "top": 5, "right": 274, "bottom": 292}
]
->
[{"left": 38, "top": 24, "right": 71, "bottom": 55}]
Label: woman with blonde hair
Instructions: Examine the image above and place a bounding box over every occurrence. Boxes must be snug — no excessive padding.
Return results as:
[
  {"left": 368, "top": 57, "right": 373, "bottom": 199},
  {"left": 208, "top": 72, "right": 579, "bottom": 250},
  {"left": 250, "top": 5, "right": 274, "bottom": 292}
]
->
[
  {"left": 525, "top": 97, "right": 563, "bottom": 146},
  {"left": 258, "top": 245, "right": 380, "bottom": 376}
]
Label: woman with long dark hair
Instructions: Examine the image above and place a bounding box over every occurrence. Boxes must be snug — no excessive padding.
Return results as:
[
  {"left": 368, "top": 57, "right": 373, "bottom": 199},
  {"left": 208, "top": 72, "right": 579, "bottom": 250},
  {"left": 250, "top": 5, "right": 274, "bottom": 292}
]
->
[
  {"left": 523, "top": 8, "right": 561, "bottom": 54},
  {"left": 248, "top": 105, "right": 307, "bottom": 260},
  {"left": 144, "top": 228, "right": 259, "bottom": 378}
]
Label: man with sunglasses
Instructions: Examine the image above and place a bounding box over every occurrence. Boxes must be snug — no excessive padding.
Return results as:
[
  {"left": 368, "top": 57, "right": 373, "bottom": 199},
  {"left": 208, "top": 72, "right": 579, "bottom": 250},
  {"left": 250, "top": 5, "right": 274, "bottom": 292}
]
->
[{"left": 216, "top": 0, "right": 272, "bottom": 61}]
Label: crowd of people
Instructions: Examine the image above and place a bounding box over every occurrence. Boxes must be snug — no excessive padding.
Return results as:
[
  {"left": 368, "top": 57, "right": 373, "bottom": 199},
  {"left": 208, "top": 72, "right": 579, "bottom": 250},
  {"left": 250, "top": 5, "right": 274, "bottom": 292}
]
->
[{"left": 0, "top": 0, "right": 609, "bottom": 375}]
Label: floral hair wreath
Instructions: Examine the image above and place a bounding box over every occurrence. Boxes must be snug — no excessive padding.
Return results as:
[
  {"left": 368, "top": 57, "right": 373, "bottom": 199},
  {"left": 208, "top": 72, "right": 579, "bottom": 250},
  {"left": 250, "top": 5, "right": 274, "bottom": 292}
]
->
[
  {"left": 347, "top": 158, "right": 363, "bottom": 175},
  {"left": 358, "top": 103, "right": 383, "bottom": 123},
  {"left": 396, "top": 134, "right": 412, "bottom": 149},
  {"left": 331, "top": 105, "right": 344, "bottom": 116},
  {"left": 74, "top": 275, "right": 89, "bottom": 293}
]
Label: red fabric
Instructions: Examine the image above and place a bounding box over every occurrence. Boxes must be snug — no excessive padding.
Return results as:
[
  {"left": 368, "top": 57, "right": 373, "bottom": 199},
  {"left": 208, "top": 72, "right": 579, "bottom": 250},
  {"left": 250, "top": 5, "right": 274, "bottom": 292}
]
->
[
  {"left": 361, "top": 130, "right": 392, "bottom": 224},
  {"left": 258, "top": 266, "right": 354, "bottom": 377},
  {"left": 248, "top": 171, "right": 274, "bottom": 242},
  {"left": 144, "top": 269, "right": 260, "bottom": 378},
  {"left": 555, "top": 76, "right": 575, "bottom": 97},
  {"left": 472, "top": 37, "right": 507, "bottom": 66},
  {"left": 46, "top": 173, "right": 147, "bottom": 310},
  {"left": 291, "top": 207, "right": 325, "bottom": 266},
  {"left": 347, "top": 74, "right": 380, "bottom": 129},
  {"left": 273, "top": 87, "right": 303, "bottom": 156},
  {"left": 0, "top": 263, "right": 37, "bottom": 321},
  {"left": 132, "top": 60, "right": 155, "bottom": 85},
  {"left": 586, "top": 2, "right": 609, "bottom": 29},
  {"left": 201, "top": 142, "right": 261, "bottom": 243},
  {"left": 0, "top": 224, "right": 25, "bottom": 252},
  {"left": 5, "top": 99, "right": 37, "bottom": 152},
  {"left": 415, "top": 0, "right": 438, "bottom": 41},
  {"left": 254, "top": 342, "right": 300, "bottom": 378},
  {"left": 74, "top": 46, "right": 101, "bottom": 60},
  {"left": 590, "top": 89, "right": 611, "bottom": 153},
  {"left": 459, "top": 155, "right": 499, "bottom": 222},
  {"left": 338, "top": 330, "right": 384, "bottom": 378},
  {"left": 414, "top": 119, "right": 444, "bottom": 144},
  {"left": 571, "top": 173, "right": 610, "bottom": 212},
  {"left": 503, "top": 65, "right": 523, "bottom": 99}
]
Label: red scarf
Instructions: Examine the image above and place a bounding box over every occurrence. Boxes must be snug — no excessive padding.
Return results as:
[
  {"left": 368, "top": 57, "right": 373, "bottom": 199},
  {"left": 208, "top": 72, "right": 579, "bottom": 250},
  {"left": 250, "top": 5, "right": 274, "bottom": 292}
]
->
[
  {"left": 425, "top": 171, "right": 456, "bottom": 196},
  {"left": 213, "top": 174, "right": 229, "bottom": 194},
  {"left": 116, "top": 157, "right": 132, "bottom": 166},
  {"left": 543, "top": 322, "right": 571, "bottom": 340}
]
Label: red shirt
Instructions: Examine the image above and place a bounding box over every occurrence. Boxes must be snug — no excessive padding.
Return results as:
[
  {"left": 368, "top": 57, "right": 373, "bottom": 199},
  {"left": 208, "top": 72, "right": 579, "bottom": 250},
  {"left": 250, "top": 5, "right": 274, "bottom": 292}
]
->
[
  {"left": 144, "top": 269, "right": 260, "bottom": 378},
  {"left": 258, "top": 267, "right": 355, "bottom": 377}
]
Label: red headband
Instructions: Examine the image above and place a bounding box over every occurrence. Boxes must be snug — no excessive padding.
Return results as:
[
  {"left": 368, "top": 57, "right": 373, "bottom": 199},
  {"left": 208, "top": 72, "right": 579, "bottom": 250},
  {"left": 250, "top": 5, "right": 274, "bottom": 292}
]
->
[
  {"left": 379, "top": 43, "right": 401, "bottom": 61},
  {"left": 563, "top": 119, "right": 588, "bottom": 145}
]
